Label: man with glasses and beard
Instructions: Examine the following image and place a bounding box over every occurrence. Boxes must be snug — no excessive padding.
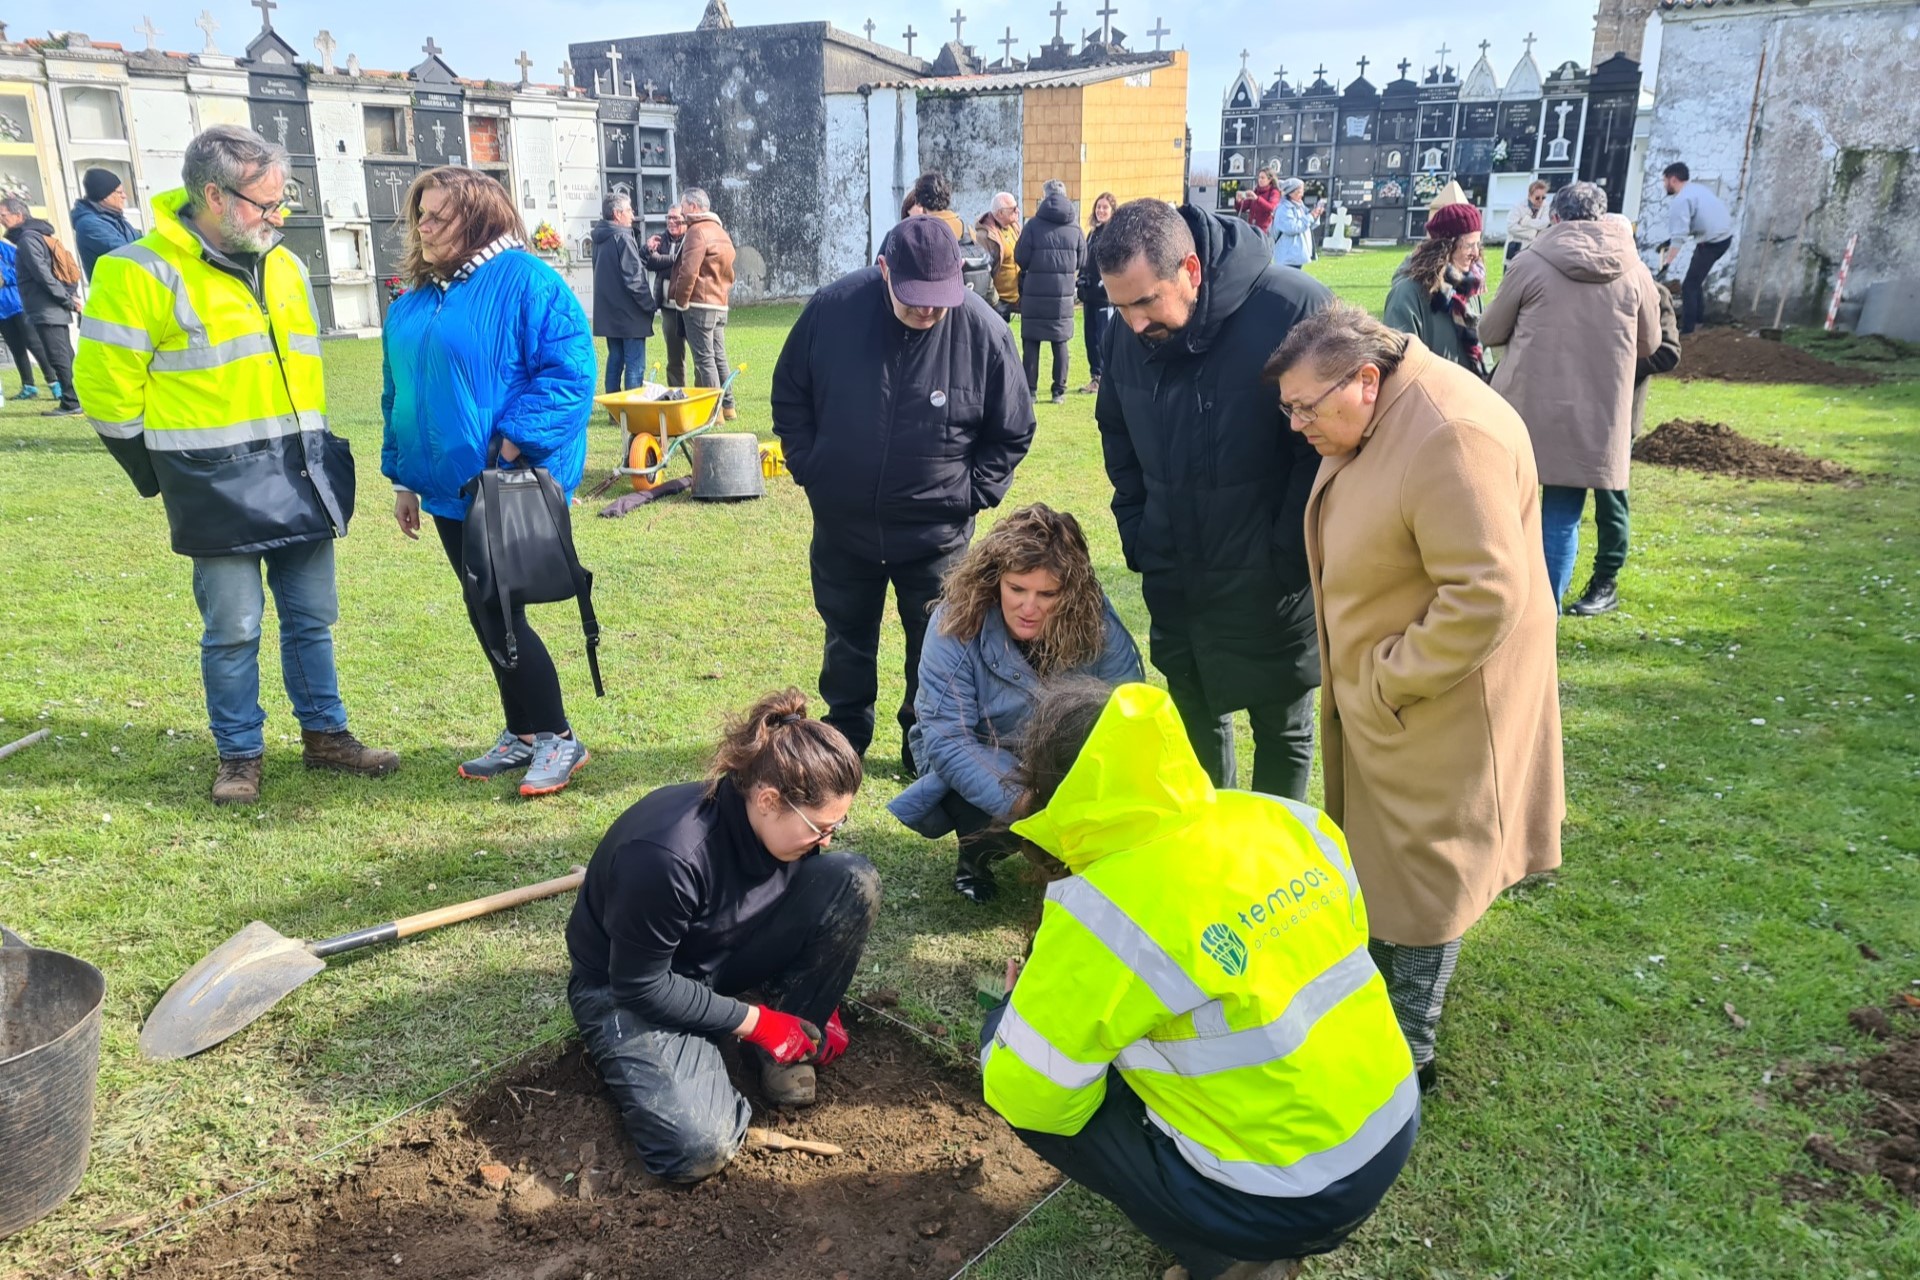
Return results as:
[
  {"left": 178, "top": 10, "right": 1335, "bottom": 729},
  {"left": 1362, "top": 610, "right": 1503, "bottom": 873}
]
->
[
  {"left": 75, "top": 124, "right": 396, "bottom": 807},
  {"left": 1093, "top": 198, "right": 1332, "bottom": 802}
]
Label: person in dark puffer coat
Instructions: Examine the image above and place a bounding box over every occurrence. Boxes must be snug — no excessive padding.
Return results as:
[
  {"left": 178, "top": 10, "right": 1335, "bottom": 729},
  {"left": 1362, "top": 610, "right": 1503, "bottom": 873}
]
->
[{"left": 1014, "top": 180, "right": 1085, "bottom": 404}]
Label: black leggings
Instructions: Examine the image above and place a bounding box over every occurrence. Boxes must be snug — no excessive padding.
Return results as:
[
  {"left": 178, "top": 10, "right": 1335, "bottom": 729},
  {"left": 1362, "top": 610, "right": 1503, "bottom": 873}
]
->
[
  {"left": 433, "top": 514, "right": 569, "bottom": 736},
  {"left": 0, "top": 312, "right": 52, "bottom": 387}
]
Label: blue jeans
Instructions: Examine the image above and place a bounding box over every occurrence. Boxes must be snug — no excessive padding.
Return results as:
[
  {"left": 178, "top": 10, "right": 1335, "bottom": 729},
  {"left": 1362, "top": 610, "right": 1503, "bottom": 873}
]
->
[
  {"left": 1540, "top": 485, "right": 1589, "bottom": 610},
  {"left": 605, "top": 337, "right": 647, "bottom": 393},
  {"left": 191, "top": 540, "right": 347, "bottom": 759},
  {"left": 1082, "top": 303, "right": 1111, "bottom": 380}
]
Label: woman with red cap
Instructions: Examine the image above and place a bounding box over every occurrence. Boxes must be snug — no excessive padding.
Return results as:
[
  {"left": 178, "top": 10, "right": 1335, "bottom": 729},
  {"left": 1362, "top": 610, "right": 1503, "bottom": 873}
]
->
[{"left": 1383, "top": 201, "right": 1487, "bottom": 378}]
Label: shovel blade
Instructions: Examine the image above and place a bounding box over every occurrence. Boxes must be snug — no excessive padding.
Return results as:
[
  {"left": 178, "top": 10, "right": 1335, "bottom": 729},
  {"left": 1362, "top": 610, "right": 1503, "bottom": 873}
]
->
[{"left": 139, "top": 921, "right": 325, "bottom": 1060}]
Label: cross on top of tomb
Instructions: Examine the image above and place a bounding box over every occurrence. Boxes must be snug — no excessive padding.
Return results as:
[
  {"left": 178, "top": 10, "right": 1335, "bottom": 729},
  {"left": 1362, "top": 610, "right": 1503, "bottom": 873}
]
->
[
  {"left": 643, "top": 78, "right": 656, "bottom": 96},
  {"left": 252, "top": 0, "right": 276, "bottom": 32},
  {"left": 1479, "top": 39, "right": 1491, "bottom": 56},
  {"left": 421, "top": 36, "right": 442, "bottom": 58},
  {"left": 1356, "top": 55, "right": 1368, "bottom": 78},
  {"left": 1239, "top": 49, "right": 1249, "bottom": 74},
  {"left": 314, "top": 29, "right": 336, "bottom": 73},
  {"left": 952, "top": 8, "right": 966, "bottom": 43},
  {"left": 1523, "top": 32, "right": 1537, "bottom": 55},
  {"left": 1149, "top": 19, "right": 1169, "bottom": 52},
  {"left": 1273, "top": 64, "right": 1286, "bottom": 84},
  {"left": 515, "top": 50, "right": 532, "bottom": 86},
  {"left": 1397, "top": 57, "right": 1411, "bottom": 79},
  {"left": 606, "top": 44, "right": 623, "bottom": 93},
  {"left": 1000, "top": 27, "right": 1019, "bottom": 63},
  {"left": 1435, "top": 42, "right": 1450, "bottom": 67},
  {"left": 1313, "top": 63, "right": 1328, "bottom": 80},
  {"left": 863, "top": 19, "right": 875, "bottom": 41},
  {"left": 1097, "top": 4, "right": 1118, "bottom": 45},
  {"left": 136, "top": 16, "right": 161, "bottom": 51},
  {"left": 903, "top": 25, "right": 917, "bottom": 55},
  {"left": 196, "top": 9, "right": 220, "bottom": 55},
  {"left": 559, "top": 59, "right": 574, "bottom": 89},
  {"left": 1051, "top": 4, "right": 1068, "bottom": 41}
]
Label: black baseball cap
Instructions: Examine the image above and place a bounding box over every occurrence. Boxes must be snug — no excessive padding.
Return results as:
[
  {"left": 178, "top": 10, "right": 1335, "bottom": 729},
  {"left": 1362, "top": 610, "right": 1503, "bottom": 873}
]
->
[{"left": 881, "top": 215, "right": 967, "bottom": 308}]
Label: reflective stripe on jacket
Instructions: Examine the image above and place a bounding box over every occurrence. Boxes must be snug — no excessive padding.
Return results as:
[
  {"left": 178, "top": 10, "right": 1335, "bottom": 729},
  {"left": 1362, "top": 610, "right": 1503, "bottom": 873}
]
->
[
  {"left": 74, "top": 187, "right": 350, "bottom": 558},
  {"left": 981, "top": 683, "right": 1416, "bottom": 1197}
]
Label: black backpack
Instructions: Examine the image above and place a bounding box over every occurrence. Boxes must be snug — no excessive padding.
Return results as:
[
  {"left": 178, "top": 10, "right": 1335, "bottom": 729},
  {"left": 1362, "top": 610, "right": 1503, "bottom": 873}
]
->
[{"left": 460, "top": 441, "right": 604, "bottom": 697}]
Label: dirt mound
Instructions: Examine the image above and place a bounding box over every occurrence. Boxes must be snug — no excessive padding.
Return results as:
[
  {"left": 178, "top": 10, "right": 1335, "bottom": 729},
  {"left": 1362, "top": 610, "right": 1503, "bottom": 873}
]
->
[
  {"left": 1633, "top": 420, "right": 1857, "bottom": 484},
  {"left": 1789, "top": 998, "right": 1920, "bottom": 1207},
  {"left": 134, "top": 1015, "right": 1057, "bottom": 1279},
  {"left": 1678, "top": 329, "right": 1881, "bottom": 387}
]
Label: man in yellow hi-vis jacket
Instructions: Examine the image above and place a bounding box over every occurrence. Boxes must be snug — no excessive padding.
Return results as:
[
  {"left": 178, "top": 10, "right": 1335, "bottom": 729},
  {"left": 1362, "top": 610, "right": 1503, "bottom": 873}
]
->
[
  {"left": 980, "top": 681, "right": 1417, "bottom": 1280},
  {"left": 74, "top": 125, "right": 396, "bottom": 807}
]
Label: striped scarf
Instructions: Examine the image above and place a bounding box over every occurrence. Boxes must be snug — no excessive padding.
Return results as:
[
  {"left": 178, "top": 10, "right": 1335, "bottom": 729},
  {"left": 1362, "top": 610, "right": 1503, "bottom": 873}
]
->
[
  {"left": 1432, "top": 265, "right": 1488, "bottom": 380},
  {"left": 436, "top": 233, "right": 525, "bottom": 290}
]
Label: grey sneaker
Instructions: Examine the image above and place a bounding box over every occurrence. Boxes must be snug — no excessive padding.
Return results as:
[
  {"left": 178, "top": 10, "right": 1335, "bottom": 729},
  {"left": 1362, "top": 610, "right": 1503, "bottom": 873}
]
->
[
  {"left": 458, "top": 731, "right": 536, "bottom": 780},
  {"left": 519, "top": 733, "right": 588, "bottom": 797}
]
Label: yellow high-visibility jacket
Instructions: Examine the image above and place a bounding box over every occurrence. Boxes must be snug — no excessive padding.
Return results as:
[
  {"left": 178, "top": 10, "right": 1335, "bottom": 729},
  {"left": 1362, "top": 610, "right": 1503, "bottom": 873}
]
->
[
  {"left": 74, "top": 187, "right": 352, "bottom": 557},
  {"left": 981, "top": 683, "right": 1417, "bottom": 1197}
]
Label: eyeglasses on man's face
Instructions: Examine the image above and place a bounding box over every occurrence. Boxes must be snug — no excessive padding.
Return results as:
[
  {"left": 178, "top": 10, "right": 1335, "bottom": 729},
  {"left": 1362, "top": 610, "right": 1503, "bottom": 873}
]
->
[{"left": 224, "top": 185, "right": 288, "bottom": 221}]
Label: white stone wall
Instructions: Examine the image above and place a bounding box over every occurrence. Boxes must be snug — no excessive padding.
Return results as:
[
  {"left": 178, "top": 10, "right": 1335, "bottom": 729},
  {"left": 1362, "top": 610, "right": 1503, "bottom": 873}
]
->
[
  {"left": 308, "top": 84, "right": 381, "bottom": 332},
  {"left": 127, "top": 79, "right": 195, "bottom": 219},
  {"left": 822, "top": 92, "right": 871, "bottom": 283}
]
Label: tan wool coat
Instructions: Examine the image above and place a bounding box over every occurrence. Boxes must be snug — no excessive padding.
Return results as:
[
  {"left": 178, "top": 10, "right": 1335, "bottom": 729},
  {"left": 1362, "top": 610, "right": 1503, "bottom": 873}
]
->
[
  {"left": 1479, "top": 218, "right": 1661, "bottom": 491},
  {"left": 1306, "top": 338, "right": 1566, "bottom": 946}
]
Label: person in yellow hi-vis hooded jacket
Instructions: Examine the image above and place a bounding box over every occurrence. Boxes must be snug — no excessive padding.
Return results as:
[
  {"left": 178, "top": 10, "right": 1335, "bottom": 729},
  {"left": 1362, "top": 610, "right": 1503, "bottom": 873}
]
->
[{"left": 980, "top": 679, "right": 1417, "bottom": 1280}]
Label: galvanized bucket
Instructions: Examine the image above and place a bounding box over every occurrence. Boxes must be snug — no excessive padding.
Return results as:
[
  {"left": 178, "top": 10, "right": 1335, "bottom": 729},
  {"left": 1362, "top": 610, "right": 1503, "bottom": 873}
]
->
[
  {"left": 690, "top": 432, "right": 767, "bottom": 501},
  {"left": 0, "top": 943, "right": 106, "bottom": 1239}
]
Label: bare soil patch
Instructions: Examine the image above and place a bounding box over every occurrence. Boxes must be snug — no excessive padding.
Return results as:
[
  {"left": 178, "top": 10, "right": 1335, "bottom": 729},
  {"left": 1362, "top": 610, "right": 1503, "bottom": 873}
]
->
[
  {"left": 1633, "top": 420, "right": 1858, "bottom": 485},
  {"left": 134, "top": 1014, "right": 1057, "bottom": 1279},
  {"left": 1787, "top": 998, "right": 1920, "bottom": 1208},
  {"left": 1678, "top": 329, "right": 1881, "bottom": 387}
]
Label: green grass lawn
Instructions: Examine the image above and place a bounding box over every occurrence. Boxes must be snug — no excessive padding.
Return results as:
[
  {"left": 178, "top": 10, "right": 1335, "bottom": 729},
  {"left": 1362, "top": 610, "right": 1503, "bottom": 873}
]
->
[{"left": 3, "top": 248, "right": 1917, "bottom": 1278}]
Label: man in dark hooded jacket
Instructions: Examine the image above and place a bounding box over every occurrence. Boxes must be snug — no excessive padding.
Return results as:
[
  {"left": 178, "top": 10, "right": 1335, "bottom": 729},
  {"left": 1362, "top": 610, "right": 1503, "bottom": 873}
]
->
[
  {"left": 1013, "top": 179, "right": 1085, "bottom": 404},
  {"left": 71, "top": 168, "right": 139, "bottom": 280},
  {"left": 772, "top": 216, "right": 1035, "bottom": 772},
  {"left": 0, "top": 196, "right": 81, "bottom": 415},
  {"left": 1093, "top": 199, "right": 1332, "bottom": 800},
  {"left": 589, "top": 192, "right": 656, "bottom": 392}
]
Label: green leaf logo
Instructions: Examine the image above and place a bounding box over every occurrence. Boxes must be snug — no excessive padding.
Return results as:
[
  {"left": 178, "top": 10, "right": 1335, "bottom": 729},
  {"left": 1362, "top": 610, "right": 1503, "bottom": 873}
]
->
[{"left": 1200, "top": 923, "right": 1248, "bottom": 977}]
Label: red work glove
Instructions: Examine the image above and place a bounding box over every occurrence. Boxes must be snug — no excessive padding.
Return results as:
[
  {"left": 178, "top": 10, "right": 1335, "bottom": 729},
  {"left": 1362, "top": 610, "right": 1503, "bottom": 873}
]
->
[
  {"left": 814, "top": 1008, "right": 850, "bottom": 1067},
  {"left": 742, "top": 1006, "right": 820, "bottom": 1065}
]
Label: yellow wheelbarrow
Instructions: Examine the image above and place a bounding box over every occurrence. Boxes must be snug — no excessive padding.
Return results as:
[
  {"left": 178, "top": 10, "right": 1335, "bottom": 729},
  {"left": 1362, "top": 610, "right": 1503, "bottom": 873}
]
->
[{"left": 589, "top": 367, "right": 742, "bottom": 494}]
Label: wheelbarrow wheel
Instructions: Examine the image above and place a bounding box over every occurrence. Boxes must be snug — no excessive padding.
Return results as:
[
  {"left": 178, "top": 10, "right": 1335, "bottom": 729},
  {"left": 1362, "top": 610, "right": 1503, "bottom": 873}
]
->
[{"left": 627, "top": 434, "right": 664, "bottom": 492}]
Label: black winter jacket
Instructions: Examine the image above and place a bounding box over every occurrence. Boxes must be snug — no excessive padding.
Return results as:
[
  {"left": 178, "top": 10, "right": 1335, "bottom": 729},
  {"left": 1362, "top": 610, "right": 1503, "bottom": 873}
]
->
[
  {"left": 1014, "top": 189, "right": 1085, "bottom": 344},
  {"left": 589, "top": 222, "right": 655, "bottom": 340},
  {"left": 1096, "top": 207, "right": 1332, "bottom": 713},
  {"left": 1077, "top": 221, "right": 1109, "bottom": 308},
  {"left": 5, "top": 219, "right": 77, "bottom": 325},
  {"left": 772, "top": 266, "right": 1036, "bottom": 564}
]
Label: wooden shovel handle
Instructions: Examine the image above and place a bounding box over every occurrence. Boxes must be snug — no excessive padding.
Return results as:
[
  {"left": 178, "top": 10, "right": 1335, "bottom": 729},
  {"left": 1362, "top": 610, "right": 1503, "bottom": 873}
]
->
[{"left": 394, "top": 867, "right": 586, "bottom": 938}]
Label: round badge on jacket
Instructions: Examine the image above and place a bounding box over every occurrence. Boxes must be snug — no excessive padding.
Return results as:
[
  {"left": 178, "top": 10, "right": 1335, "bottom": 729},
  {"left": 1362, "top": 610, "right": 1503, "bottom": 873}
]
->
[{"left": 930, "top": 390, "right": 948, "bottom": 408}]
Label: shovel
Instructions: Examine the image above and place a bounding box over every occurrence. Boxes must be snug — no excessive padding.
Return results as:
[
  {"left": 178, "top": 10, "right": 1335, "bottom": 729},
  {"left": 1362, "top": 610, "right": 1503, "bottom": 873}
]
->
[{"left": 140, "top": 867, "right": 585, "bottom": 1061}]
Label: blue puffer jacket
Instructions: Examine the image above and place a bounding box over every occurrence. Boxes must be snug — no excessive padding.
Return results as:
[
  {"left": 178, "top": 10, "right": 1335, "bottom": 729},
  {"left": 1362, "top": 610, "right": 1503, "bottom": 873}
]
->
[
  {"left": 0, "top": 239, "right": 21, "bottom": 321},
  {"left": 890, "top": 596, "right": 1144, "bottom": 836},
  {"left": 381, "top": 249, "right": 597, "bottom": 520}
]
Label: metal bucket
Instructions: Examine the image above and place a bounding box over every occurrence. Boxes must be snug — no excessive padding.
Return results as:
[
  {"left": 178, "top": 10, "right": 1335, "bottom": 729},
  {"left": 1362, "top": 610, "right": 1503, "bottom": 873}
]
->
[
  {"left": 1, "top": 944, "right": 106, "bottom": 1239},
  {"left": 690, "top": 432, "right": 767, "bottom": 501}
]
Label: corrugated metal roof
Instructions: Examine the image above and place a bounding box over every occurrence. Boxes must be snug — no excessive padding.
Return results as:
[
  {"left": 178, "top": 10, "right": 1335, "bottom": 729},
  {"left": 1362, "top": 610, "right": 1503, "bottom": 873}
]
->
[{"left": 865, "top": 57, "right": 1174, "bottom": 94}]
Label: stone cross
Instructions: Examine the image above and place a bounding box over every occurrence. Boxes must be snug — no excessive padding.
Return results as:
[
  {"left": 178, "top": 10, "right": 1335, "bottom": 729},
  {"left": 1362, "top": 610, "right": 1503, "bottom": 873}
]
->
[
  {"left": 627, "top": 73, "right": 637, "bottom": 97},
  {"left": 383, "top": 169, "right": 405, "bottom": 215},
  {"left": 1324, "top": 205, "right": 1354, "bottom": 253},
  {"left": 951, "top": 8, "right": 966, "bottom": 43},
  {"left": 1523, "top": 32, "right": 1537, "bottom": 56},
  {"left": 902, "top": 25, "right": 917, "bottom": 55},
  {"left": 1148, "top": 19, "right": 1169, "bottom": 52},
  {"left": 1230, "top": 117, "right": 1247, "bottom": 145},
  {"left": 196, "top": 10, "right": 220, "bottom": 55},
  {"left": 252, "top": 0, "right": 277, "bottom": 32},
  {"left": 515, "top": 50, "right": 532, "bottom": 87},
  {"left": 1273, "top": 65, "right": 1286, "bottom": 85},
  {"left": 314, "top": 29, "right": 337, "bottom": 74},
  {"left": 863, "top": 19, "right": 875, "bottom": 41},
  {"left": 1050, "top": 3, "right": 1068, "bottom": 41},
  {"left": 643, "top": 78, "right": 656, "bottom": 97},
  {"left": 559, "top": 60, "right": 574, "bottom": 90},
  {"left": 1356, "top": 55, "right": 1368, "bottom": 78},
  {"left": 1479, "top": 39, "right": 1491, "bottom": 57},
  {"left": 1239, "top": 49, "right": 1249, "bottom": 74},
  {"left": 346, "top": 53, "right": 361, "bottom": 77},
  {"left": 1397, "top": 57, "right": 1411, "bottom": 79},
  {"left": 1435, "top": 43, "right": 1450, "bottom": 69},
  {"left": 136, "top": 16, "right": 162, "bottom": 51},
  {"left": 999, "top": 27, "right": 1019, "bottom": 64},
  {"left": 421, "top": 36, "right": 442, "bottom": 59},
  {"left": 1097, "top": 4, "right": 1118, "bottom": 45},
  {"left": 606, "top": 45, "right": 622, "bottom": 94},
  {"left": 1313, "top": 63, "right": 1327, "bottom": 80}
]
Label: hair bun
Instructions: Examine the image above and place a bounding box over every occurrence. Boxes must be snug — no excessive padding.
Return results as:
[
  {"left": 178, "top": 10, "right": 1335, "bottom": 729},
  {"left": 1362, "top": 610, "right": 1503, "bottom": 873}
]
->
[{"left": 774, "top": 713, "right": 805, "bottom": 726}]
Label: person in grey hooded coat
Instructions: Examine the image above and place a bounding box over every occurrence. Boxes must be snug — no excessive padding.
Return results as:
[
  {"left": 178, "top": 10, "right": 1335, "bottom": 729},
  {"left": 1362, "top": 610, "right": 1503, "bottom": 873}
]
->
[{"left": 1014, "top": 180, "right": 1086, "bottom": 403}]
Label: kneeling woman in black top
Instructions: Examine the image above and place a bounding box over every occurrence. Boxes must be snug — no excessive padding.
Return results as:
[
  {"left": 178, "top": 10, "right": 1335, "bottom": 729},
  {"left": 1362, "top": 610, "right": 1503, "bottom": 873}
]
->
[{"left": 566, "top": 689, "right": 878, "bottom": 1183}]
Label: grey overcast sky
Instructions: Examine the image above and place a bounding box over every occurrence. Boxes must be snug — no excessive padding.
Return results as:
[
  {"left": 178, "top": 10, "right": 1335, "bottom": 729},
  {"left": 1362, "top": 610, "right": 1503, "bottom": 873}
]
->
[{"left": 45, "top": 1, "right": 1608, "bottom": 139}]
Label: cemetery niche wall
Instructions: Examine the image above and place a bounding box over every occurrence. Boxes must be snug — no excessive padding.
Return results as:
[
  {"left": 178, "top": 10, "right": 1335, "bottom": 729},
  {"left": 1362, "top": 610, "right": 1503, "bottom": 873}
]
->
[{"left": 1219, "top": 41, "right": 1640, "bottom": 243}]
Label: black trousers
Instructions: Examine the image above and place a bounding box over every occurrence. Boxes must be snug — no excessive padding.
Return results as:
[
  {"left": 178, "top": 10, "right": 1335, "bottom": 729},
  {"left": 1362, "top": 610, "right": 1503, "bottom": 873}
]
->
[
  {"left": 0, "top": 312, "right": 52, "bottom": 388},
  {"left": 1023, "top": 337, "right": 1069, "bottom": 398},
  {"left": 1082, "top": 305, "right": 1111, "bottom": 380},
  {"left": 38, "top": 321, "right": 78, "bottom": 409},
  {"left": 987, "top": 1043, "right": 1417, "bottom": 1278},
  {"left": 1165, "top": 674, "right": 1316, "bottom": 802},
  {"left": 569, "top": 853, "right": 880, "bottom": 1182},
  {"left": 1591, "top": 488, "right": 1630, "bottom": 581},
  {"left": 433, "top": 515, "right": 569, "bottom": 736},
  {"left": 809, "top": 532, "right": 963, "bottom": 758},
  {"left": 940, "top": 790, "right": 1023, "bottom": 879},
  {"left": 1680, "top": 237, "right": 1732, "bottom": 335}
]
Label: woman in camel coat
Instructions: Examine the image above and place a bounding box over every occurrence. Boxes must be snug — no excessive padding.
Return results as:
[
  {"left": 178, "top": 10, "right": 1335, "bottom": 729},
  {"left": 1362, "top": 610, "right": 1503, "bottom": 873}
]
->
[{"left": 1264, "top": 300, "right": 1564, "bottom": 1090}]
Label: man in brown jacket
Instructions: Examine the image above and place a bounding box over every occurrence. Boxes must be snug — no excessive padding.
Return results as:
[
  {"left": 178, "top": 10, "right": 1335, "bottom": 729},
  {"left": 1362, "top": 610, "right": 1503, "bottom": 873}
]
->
[
  {"left": 1480, "top": 181, "right": 1659, "bottom": 616},
  {"left": 669, "top": 187, "right": 738, "bottom": 419}
]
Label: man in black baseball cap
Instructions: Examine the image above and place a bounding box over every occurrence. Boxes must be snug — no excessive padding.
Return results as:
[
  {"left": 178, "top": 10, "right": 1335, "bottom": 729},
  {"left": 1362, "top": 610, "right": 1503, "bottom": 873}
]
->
[{"left": 773, "top": 216, "right": 1035, "bottom": 775}]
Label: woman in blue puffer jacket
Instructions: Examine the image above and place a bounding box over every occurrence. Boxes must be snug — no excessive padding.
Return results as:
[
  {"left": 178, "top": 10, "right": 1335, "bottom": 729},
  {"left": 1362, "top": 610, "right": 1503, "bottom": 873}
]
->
[
  {"left": 381, "top": 167, "right": 598, "bottom": 798},
  {"left": 889, "top": 504, "right": 1143, "bottom": 902}
]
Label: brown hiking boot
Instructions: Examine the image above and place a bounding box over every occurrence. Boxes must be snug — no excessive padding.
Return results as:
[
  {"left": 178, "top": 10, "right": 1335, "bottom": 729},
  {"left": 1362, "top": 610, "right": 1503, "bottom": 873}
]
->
[
  {"left": 301, "top": 728, "right": 399, "bottom": 777},
  {"left": 211, "top": 755, "right": 264, "bottom": 806}
]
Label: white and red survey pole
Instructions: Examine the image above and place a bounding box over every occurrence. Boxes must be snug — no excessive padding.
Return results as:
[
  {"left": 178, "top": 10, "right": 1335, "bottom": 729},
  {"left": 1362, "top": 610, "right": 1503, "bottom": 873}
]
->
[{"left": 1824, "top": 233, "right": 1858, "bottom": 332}]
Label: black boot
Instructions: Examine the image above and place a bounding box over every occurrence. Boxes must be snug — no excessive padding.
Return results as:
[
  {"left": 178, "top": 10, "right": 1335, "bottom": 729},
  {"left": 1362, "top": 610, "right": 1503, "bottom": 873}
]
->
[
  {"left": 954, "top": 842, "right": 999, "bottom": 902},
  {"left": 1566, "top": 577, "right": 1618, "bottom": 616},
  {"left": 1417, "top": 1060, "right": 1438, "bottom": 1094}
]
